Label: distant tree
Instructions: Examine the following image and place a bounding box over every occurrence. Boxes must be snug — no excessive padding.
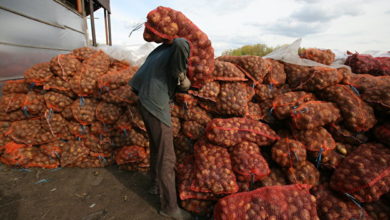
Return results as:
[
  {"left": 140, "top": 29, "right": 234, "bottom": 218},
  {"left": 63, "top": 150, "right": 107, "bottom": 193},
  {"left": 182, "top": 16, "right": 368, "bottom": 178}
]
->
[{"left": 222, "top": 43, "right": 301, "bottom": 57}]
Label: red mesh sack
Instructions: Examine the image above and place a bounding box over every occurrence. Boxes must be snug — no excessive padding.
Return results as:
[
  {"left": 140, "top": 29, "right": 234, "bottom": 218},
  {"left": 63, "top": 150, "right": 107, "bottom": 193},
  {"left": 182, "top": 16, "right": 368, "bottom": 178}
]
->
[
  {"left": 263, "top": 59, "right": 286, "bottom": 86},
  {"left": 206, "top": 117, "right": 279, "bottom": 147},
  {"left": 114, "top": 114, "right": 132, "bottom": 133},
  {"left": 175, "top": 93, "right": 198, "bottom": 108},
  {"left": 343, "top": 74, "right": 390, "bottom": 102},
  {"left": 272, "top": 91, "right": 316, "bottom": 120},
  {"left": 0, "top": 94, "right": 26, "bottom": 113},
  {"left": 293, "top": 126, "right": 336, "bottom": 152},
  {"left": 24, "top": 148, "right": 59, "bottom": 169},
  {"left": 299, "top": 48, "right": 336, "bottom": 65},
  {"left": 364, "top": 199, "right": 390, "bottom": 220},
  {"left": 97, "top": 67, "right": 135, "bottom": 91},
  {"left": 0, "top": 142, "right": 31, "bottom": 166},
  {"left": 287, "top": 161, "right": 320, "bottom": 186},
  {"left": 217, "top": 55, "right": 269, "bottom": 84},
  {"left": 345, "top": 52, "right": 381, "bottom": 75},
  {"left": 90, "top": 121, "right": 113, "bottom": 137},
  {"left": 314, "top": 149, "right": 344, "bottom": 170},
  {"left": 67, "top": 121, "right": 89, "bottom": 138},
  {"left": 50, "top": 53, "right": 81, "bottom": 81},
  {"left": 330, "top": 143, "right": 390, "bottom": 202},
  {"left": 181, "top": 199, "right": 215, "bottom": 216},
  {"left": 83, "top": 134, "right": 113, "bottom": 155},
  {"left": 216, "top": 82, "right": 249, "bottom": 116},
  {"left": 71, "top": 98, "right": 98, "bottom": 125},
  {"left": 259, "top": 166, "right": 288, "bottom": 187},
  {"left": 21, "top": 91, "right": 45, "bottom": 116},
  {"left": 127, "top": 105, "right": 146, "bottom": 132},
  {"left": 145, "top": 6, "right": 214, "bottom": 86},
  {"left": 7, "top": 119, "right": 42, "bottom": 145},
  {"left": 60, "top": 140, "right": 90, "bottom": 167},
  {"left": 283, "top": 63, "right": 311, "bottom": 88},
  {"left": 214, "top": 184, "right": 319, "bottom": 220},
  {"left": 115, "top": 146, "right": 147, "bottom": 165},
  {"left": 95, "top": 101, "right": 122, "bottom": 124},
  {"left": 212, "top": 60, "right": 247, "bottom": 81},
  {"left": 294, "top": 66, "right": 343, "bottom": 91},
  {"left": 43, "top": 91, "right": 73, "bottom": 112},
  {"left": 189, "top": 81, "right": 220, "bottom": 102},
  {"left": 327, "top": 123, "right": 368, "bottom": 145},
  {"left": 322, "top": 84, "right": 376, "bottom": 132},
  {"left": 182, "top": 106, "right": 211, "bottom": 125},
  {"left": 272, "top": 138, "right": 306, "bottom": 168},
  {"left": 24, "top": 62, "right": 53, "bottom": 85},
  {"left": 231, "top": 141, "right": 270, "bottom": 181},
  {"left": 1, "top": 79, "right": 29, "bottom": 95},
  {"left": 291, "top": 101, "right": 341, "bottom": 130},
  {"left": 374, "top": 123, "right": 390, "bottom": 146},
  {"left": 197, "top": 99, "right": 218, "bottom": 115},
  {"left": 376, "top": 56, "right": 390, "bottom": 76},
  {"left": 172, "top": 116, "right": 181, "bottom": 137},
  {"left": 82, "top": 50, "right": 111, "bottom": 77},
  {"left": 191, "top": 140, "right": 239, "bottom": 194},
  {"left": 312, "top": 184, "right": 370, "bottom": 220},
  {"left": 40, "top": 140, "right": 65, "bottom": 159},
  {"left": 43, "top": 76, "right": 75, "bottom": 97},
  {"left": 246, "top": 102, "right": 263, "bottom": 121},
  {"left": 72, "top": 47, "right": 96, "bottom": 61},
  {"left": 254, "top": 84, "right": 289, "bottom": 102}
]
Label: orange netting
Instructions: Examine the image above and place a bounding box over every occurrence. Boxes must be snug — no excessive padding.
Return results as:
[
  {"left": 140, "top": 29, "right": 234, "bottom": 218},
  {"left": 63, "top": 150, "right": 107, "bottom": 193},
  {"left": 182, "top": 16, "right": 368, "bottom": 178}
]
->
[
  {"left": 115, "top": 145, "right": 147, "bottom": 165},
  {"left": 271, "top": 138, "right": 306, "bottom": 168},
  {"left": 272, "top": 91, "right": 316, "bottom": 120},
  {"left": 24, "top": 62, "right": 53, "bottom": 85},
  {"left": 299, "top": 48, "right": 336, "bottom": 65}
]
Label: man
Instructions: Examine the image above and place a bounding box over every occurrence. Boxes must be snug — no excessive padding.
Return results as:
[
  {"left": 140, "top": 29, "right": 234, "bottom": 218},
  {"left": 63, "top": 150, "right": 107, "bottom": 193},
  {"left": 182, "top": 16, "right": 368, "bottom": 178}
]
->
[{"left": 129, "top": 29, "right": 192, "bottom": 220}]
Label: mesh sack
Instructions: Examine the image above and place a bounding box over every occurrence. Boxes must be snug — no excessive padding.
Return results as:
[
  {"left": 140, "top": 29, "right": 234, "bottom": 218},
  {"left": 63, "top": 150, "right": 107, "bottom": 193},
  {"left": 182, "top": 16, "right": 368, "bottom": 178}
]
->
[
  {"left": 7, "top": 119, "right": 42, "bottom": 145},
  {"left": 291, "top": 101, "right": 341, "bottom": 130},
  {"left": 69, "top": 65, "right": 98, "bottom": 96},
  {"left": 171, "top": 103, "right": 185, "bottom": 119},
  {"left": 43, "top": 91, "right": 73, "bottom": 112},
  {"left": 294, "top": 66, "right": 343, "bottom": 91},
  {"left": 43, "top": 76, "right": 75, "bottom": 97},
  {"left": 0, "top": 93, "right": 26, "bottom": 113},
  {"left": 61, "top": 105, "right": 74, "bottom": 121},
  {"left": 71, "top": 98, "right": 98, "bottom": 125},
  {"left": 364, "top": 199, "right": 390, "bottom": 220},
  {"left": 0, "top": 121, "right": 11, "bottom": 134},
  {"left": 206, "top": 117, "right": 279, "bottom": 148},
  {"left": 114, "top": 114, "right": 132, "bottom": 133},
  {"left": 90, "top": 121, "right": 113, "bottom": 137},
  {"left": 313, "top": 149, "right": 344, "bottom": 170},
  {"left": 24, "top": 147, "right": 59, "bottom": 169},
  {"left": 174, "top": 134, "right": 193, "bottom": 153},
  {"left": 327, "top": 123, "right": 368, "bottom": 145},
  {"left": 127, "top": 105, "right": 146, "bottom": 132},
  {"left": 272, "top": 91, "right": 316, "bottom": 120},
  {"left": 97, "top": 67, "right": 135, "bottom": 91},
  {"left": 172, "top": 116, "right": 181, "bottom": 137},
  {"left": 21, "top": 91, "right": 45, "bottom": 116},
  {"left": 246, "top": 102, "right": 263, "bottom": 121},
  {"left": 83, "top": 134, "right": 113, "bottom": 154},
  {"left": 376, "top": 56, "right": 390, "bottom": 76},
  {"left": 263, "top": 59, "right": 286, "bottom": 86},
  {"left": 145, "top": 6, "right": 214, "bottom": 86},
  {"left": 1, "top": 79, "right": 29, "bottom": 95},
  {"left": 345, "top": 52, "right": 381, "bottom": 75},
  {"left": 272, "top": 138, "right": 306, "bottom": 168},
  {"left": 191, "top": 140, "right": 239, "bottom": 194},
  {"left": 0, "top": 110, "right": 29, "bottom": 122},
  {"left": 298, "top": 48, "right": 336, "bottom": 65},
  {"left": 231, "top": 141, "right": 270, "bottom": 181},
  {"left": 181, "top": 199, "right": 215, "bottom": 216},
  {"left": 40, "top": 140, "right": 65, "bottom": 159},
  {"left": 175, "top": 93, "right": 198, "bottom": 108},
  {"left": 182, "top": 120, "right": 205, "bottom": 140},
  {"left": 189, "top": 81, "right": 220, "bottom": 102},
  {"left": 283, "top": 63, "right": 312, "bottom": 88},
  {"left": 183, "top": 106, "right": 212, "bottom": 125},
  {"left": 212, "top": 60, "right": 247, "bottom": 81},
  {"left": 293, "top": 126, "right": 336, "bottom": 152},
  {"left": 95, "top": 101, "right": 122, "bottom": 124},
  {"left": 24, "top": 62, "right": 53, "bottom": 85},
  {"left": 128, "top": 129, "right": 149, "bottom": 148},
  {"left": 312, "top": 184, "right": 370, "bottom": 220},
  {"left": 102, "top": 86, "right": 137, "bottom": 106},
  {"left": 254, "top": 84, "right": 289, "bottom": 102},
  {"left": 259, "top": 166, "right": 288, "bottom": 187},
  {"left": 374, "top": 123, "right": 390, "bottom": 146},
  {"left": 60, "top": 140, "right": 90, "bottom": 167},
  {"left": 216, "top": 82, "right": 249, "bottom": 116},
  {"left": 216, "top": 55, "right": 269, "bottom": 84},
  {"left": 72, "top": 47, "right": 96, "bottom": 61},
  {"left": 322, "top": 84, "right": 376, "bottom": 132},
  {"left": 214, "top": 184, "right": 319, "bottom": 220},
  {"left": 67, "top": 121, "right": 90, "bottom": 138},
  {"left": 67, "top": 155, "right": 111, "bottom": 168},
  {"left": 115, "top": 145, "right": 147, "bottom": 165},
  {"left": 40, "top": 110, "right": 68, "bottom": 138},
  {"left": 0, "top": 142, "right": 31, "bottom": 166},
  {"left": 330, "top": 143, "right": 390, "bottom": 202},
  {"left": 81, "top": 50, "right": 111, "bottom": 77},
  {"left": 111, "top": 132, "right": 132, "bottom": 147},
  {"left": 50, "top": 53, "right": 81, "bottom": 81},
  {"left": 287, "top": 161, "right": 320, "bottom": 186},
  {"left": 197, "top": 99, "right": 219, "bottom": 115}
]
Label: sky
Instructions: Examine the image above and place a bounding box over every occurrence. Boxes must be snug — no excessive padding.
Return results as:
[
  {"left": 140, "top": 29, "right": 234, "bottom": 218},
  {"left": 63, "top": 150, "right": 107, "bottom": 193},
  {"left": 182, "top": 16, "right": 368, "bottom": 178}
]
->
[{"left": 89, "top": 0, "right": 390, "bottom": 56}]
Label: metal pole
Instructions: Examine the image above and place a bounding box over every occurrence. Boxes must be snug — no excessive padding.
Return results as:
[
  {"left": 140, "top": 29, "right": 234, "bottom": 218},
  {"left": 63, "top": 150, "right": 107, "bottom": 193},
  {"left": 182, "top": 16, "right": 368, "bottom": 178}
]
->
[
  {"left": 104, "top": 9, "right": 109, "bottom": 45},
  {"left": 89, "top": 0, "right": 97, "bottom": 46},
  {"left": 108, "top": 11, "right": 112, "bottom": 45}
]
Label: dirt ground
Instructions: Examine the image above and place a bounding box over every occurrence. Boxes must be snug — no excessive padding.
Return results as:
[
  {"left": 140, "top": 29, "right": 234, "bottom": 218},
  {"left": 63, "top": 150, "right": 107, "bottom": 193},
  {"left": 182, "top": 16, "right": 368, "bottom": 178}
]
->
[{"left": 0, "top": 164, "right": 174, "bottom": 220}]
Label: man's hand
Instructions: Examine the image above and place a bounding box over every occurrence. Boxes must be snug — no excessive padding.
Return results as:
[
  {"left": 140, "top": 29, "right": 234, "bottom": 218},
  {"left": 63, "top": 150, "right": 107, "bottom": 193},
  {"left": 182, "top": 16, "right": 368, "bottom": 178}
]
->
[{"left": 178, "top": 72, "right": 191, "bottom": 91}]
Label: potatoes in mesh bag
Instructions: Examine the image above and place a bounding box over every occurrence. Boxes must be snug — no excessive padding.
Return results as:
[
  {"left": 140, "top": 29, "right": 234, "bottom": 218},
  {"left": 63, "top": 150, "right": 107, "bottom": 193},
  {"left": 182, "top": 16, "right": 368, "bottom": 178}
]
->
[
  {"left": 254, "top": 84, "right": 289, "bottom": 102},
  {"left": 127, "top": 105, "right": 146, "bottom": 132},
  {"left": 0, "top": 110, "right": 29, "bottom": 122},
  {"left": 283, "top": 63, "right": 312, "bottom": 88},
  {"left": 7, "top": 119, "right": 42, "bottom": 145},
  {"left": 183, "top": 106, "right": 211, "bottom": 125},
  {"left": 21, "top": 91, "right": 45, "bottom": 115},
  {"left": 0, "top": 142, "right": 32, "bottom": 166},
  {"left": 67, "top": 121, "right": 89, "bottom": 138},
  {"left": 272, "top": 91, "right": 316, "bottom": 120},
  {"left": 182, "top": 120, "right": 205, "bottom": 140},
  {"left": 41, "top": 110, "right": 68, "bottom": 137},
  {"left": 287, "top": 161, "right": 320, "bottom": 186},
  {"left": 296, "top": 66, "right": 343, "bottom": 91},
  {"left": 71, "top": 98, "right": 98, "bottom": 125},
  {"left": 216, "top": 83, "right": 249, "bottom": 116},
  {"left": 246, "top": 102, "right": 263, "bottom": 121},
  {"left": 71, "top": 155, "right": 113, "bottom": 168},
  {"left": 263, "top": 59, "right": 287, "bottom": 85},
  {"left": 69, "top": 65, "right": 98, "bottom": 96},
  {"left": 61, "top": 105, "right": 74, "bottom": 120},
  {"left": 272, "top": 138, "right": 306, "bottom": 168},
  {"left": 0, "top": 94, "right": 26, "bottom": 113},
  {"left": 2, "top": 79, "right": 29, "bottom": 95},
  {"left": 43, "top": 76, "right": 75, "bottom": 97},
  {"left": 44, "top": 91, "right": 73, "bottom": 112},
  {"left": 129, "top": 129, "right": 149, "bottom": 148},
  {"left": 60, "top": 140, "right": 90, "bottom": 167},
  {"left": 174, "top": 134, "right": 193, "bottom": 153},
  {"left": 115, "top": 145, "right": 147, "bottom": 165},
  {"left": 24, "top": 148, "right": 59, "bottom": 169},
  {"left": 95, "top": 101, "right": 122, "bottom": 124},
  {"left": 24, "top": 62, "right": 53, "bottom": 85},
  {"left": 293, "top": 127, "right": 336, "bottom": 152},
  {"left": 364, "top": 199, "right": 390, "bottom": 220},
  {"left": 175, "top": 93, "right": 198, "bottom": 108},
  {"left": 189, "top": 81, "right": 220, "bottom": 102},
  {"left": 83, "top": 134, "right": 113, "bottom": 154},
  {"left": 40, "top": 140, "right": 65, "bottom": 158},
  {"left": 181, "top": 199, "right": 215, "bottom": 216},
  {"left": 172, "top": 116, "right": 181, "bottom": 137},
  {"left": 82, "top": 50, "right": 111, "bottom": 77},
  {"left": 90, "top": 121, "right": 114, "bottom": 136},
  {"left": 299, "top": 48, "right": 336, "bottom": 65},
  {"left": 72, "top": 47, "right": 96, "bottom": 61},
  {"left": 259, "top": 166, "right": 288, "bottom": 187},
  {"left": 212, "top": 60, "right": 247, "bottom": 81},
  {"left": 98, "top": 65, "right": 136, "bottom": 91},
  {"left": 101, "top": 85, "right": 138, "bottom": 105},
  {"left": 50, "top": 53, "right": 81, "bottom": 81}
]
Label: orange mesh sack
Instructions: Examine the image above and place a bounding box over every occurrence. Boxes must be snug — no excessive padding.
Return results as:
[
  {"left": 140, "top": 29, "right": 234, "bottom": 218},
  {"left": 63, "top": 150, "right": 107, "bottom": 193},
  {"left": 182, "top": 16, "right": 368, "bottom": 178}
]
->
[
  {"left": 175, "top": 93, "right": 198, "bottom": 108},
  {"left": 375, "top": 123, "right": 390, "bottom": 146},
  {"left": 67, "top": 121, "right": 89, "bottom": 138},
  {"left": 21, "top": 91, "right": 45, "bottom": 116},
  {"left": 7, "top": 119, "right": 42, "bottom": 145},
  {"left": 0, "top": 142, "right": 31, "bottom": 166},
  {"left": 24, "top": 62, "right": 53, "bottom": 85},
  {"left": 82, "top": 50, "right": 111, "bottom": 77},
  {"left": 127, "top": 105, "right": 146, "bottom": 132},
  {"left": 206, "top": 117, "right": 279, "bottom": 148},
  {"left": 181, "top": 199, "right": 215, "bottom": 216},
  {"left": 24, "top": 147, "right": 59, "bottom": 169},
  {"left": 40, "top": 110, "right": 68, "bottom": 138},
  {"left": 44, "top": 91, "right": 73, "bottom": 112},
  {"left": 0, "top": 110, "right": 29, "bottom": 122},
  {"left": 191, "top": 140, "right": 239, "bottom": 194},
  {"left": 40, "top": 140, "right": 65, "bottom": 159},
  {"left": 189, "top": 81, "right": 220, "bottom": 102},
  {"left": 71, "top": 98, "right": 98, "bottom": 125},
  {"left": 0, "top": 94, "right": 26, "bottom": 113},
  {"left": 2, "top": 79, "right": 29, "bottom": 95},
  {"left": 254, "top": 84, "right": 289, "bottom": 102},
  {"left": 299, "top": 48, "right": 336, "bottom": 65},
  {"left": 114, "top": 114, "right": 132, "bottom": 133},
  {"left": 214, "top": 184, "right": 319, "bottom": 220},
  {"left": 322, "top": 84, "right": 376, "bottom": 132},
  {"left": 60, "top": 140, "right": 90, "bottom": 167},
  {"left": 293, "top": 127, "right": 336, "bottom": 153},
  {"left": 101, "top": 85, "right": 137, "bottom": 105},
  {"left": 183, "top": 106, "right": 211, "bottom": 125},
  {"left": 287, "top": 161, "right": 320, "bottom": 186},
  {"left": 364, "top": 199, "right": 390, "bottom": 220},
  {"left": 70, "top": 154, "right": 113, "bottom": 168},
  {"left": 212, "top": 60, "right": 247, "bottom": 81},
  {"left": 90, "top": 121, "right": 113, "bottom": 137},
  {"left": 291, "top": 101, "right": 341, "bottom": 130},
  {"left": 97, "top": 67, "right": 135, "bottom": 91},
  {"left": 145, "top": 6, "right": 214, "bottom": 86},
  {"left": 115, "top": 146, "right": 147, "bottom": 165},
  {"left": 263, "top": 59, "right": 286, "bottom": 86},
  {"left": 216, "top": 82, "right": 249, "bottom": 116},
  {"left": 330, "top": 143, "right": 390, "bottom": 203},
  {"left": 95, "top": 101, "right": 122, "bottom": 124},
  {"left": 272, "top": 91, "right": 316, "bottom": 120},
  {"left": 216, "top": 55, "right": 269, "bottom": 84},
  {"left": 283, "top": 63, "right": 312, "bottom": 88},
  {"left": 294, "top": 66, "right": 343, "bottom": 91},
  {"left": 312, "top": 184, "right": 370, "bottom": 220},
  {"left": 259, "top": 166, "right": 288, "bottom": 187},
  {"left": 43, "top": 76, "right": 75, "bottom": 97},
  {"left": 230, "top": 141, "right": 270, "bottom": 182},
  {"left": 69, "top": 65, "right": 98, "bottom": 96},
  {"left": 83, "top": 134, "right": 113, "bottom": 155},
  {"left": 128, "top": 129, "right": 149, "bottom": 148},
  {"left": 327, "top": 123, "right": 368, "bottom": 145},
  {"left": 272, "top": 138, "right": 306, "bottom": 168},
  {"left": 50, "top": 53, "right": 81, "bottom": 81},
  {"left": 246, "top": 102, "right": 263, "bottom": 121},
  {"left": 174, "top": 135, "right": 193, "bottom": 153},
  {"left": 172, "top": 116, "right": 181, "bottom": 137},
  {"left": 72, "top": 47, "right": 96, "bottom": 61}
]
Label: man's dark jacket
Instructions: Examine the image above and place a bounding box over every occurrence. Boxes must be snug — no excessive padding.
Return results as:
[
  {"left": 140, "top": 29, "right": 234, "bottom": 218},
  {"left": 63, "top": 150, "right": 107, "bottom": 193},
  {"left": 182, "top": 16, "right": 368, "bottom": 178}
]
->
[{"left": 129, "top": 38, "right": 190, "bottom": 127}]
